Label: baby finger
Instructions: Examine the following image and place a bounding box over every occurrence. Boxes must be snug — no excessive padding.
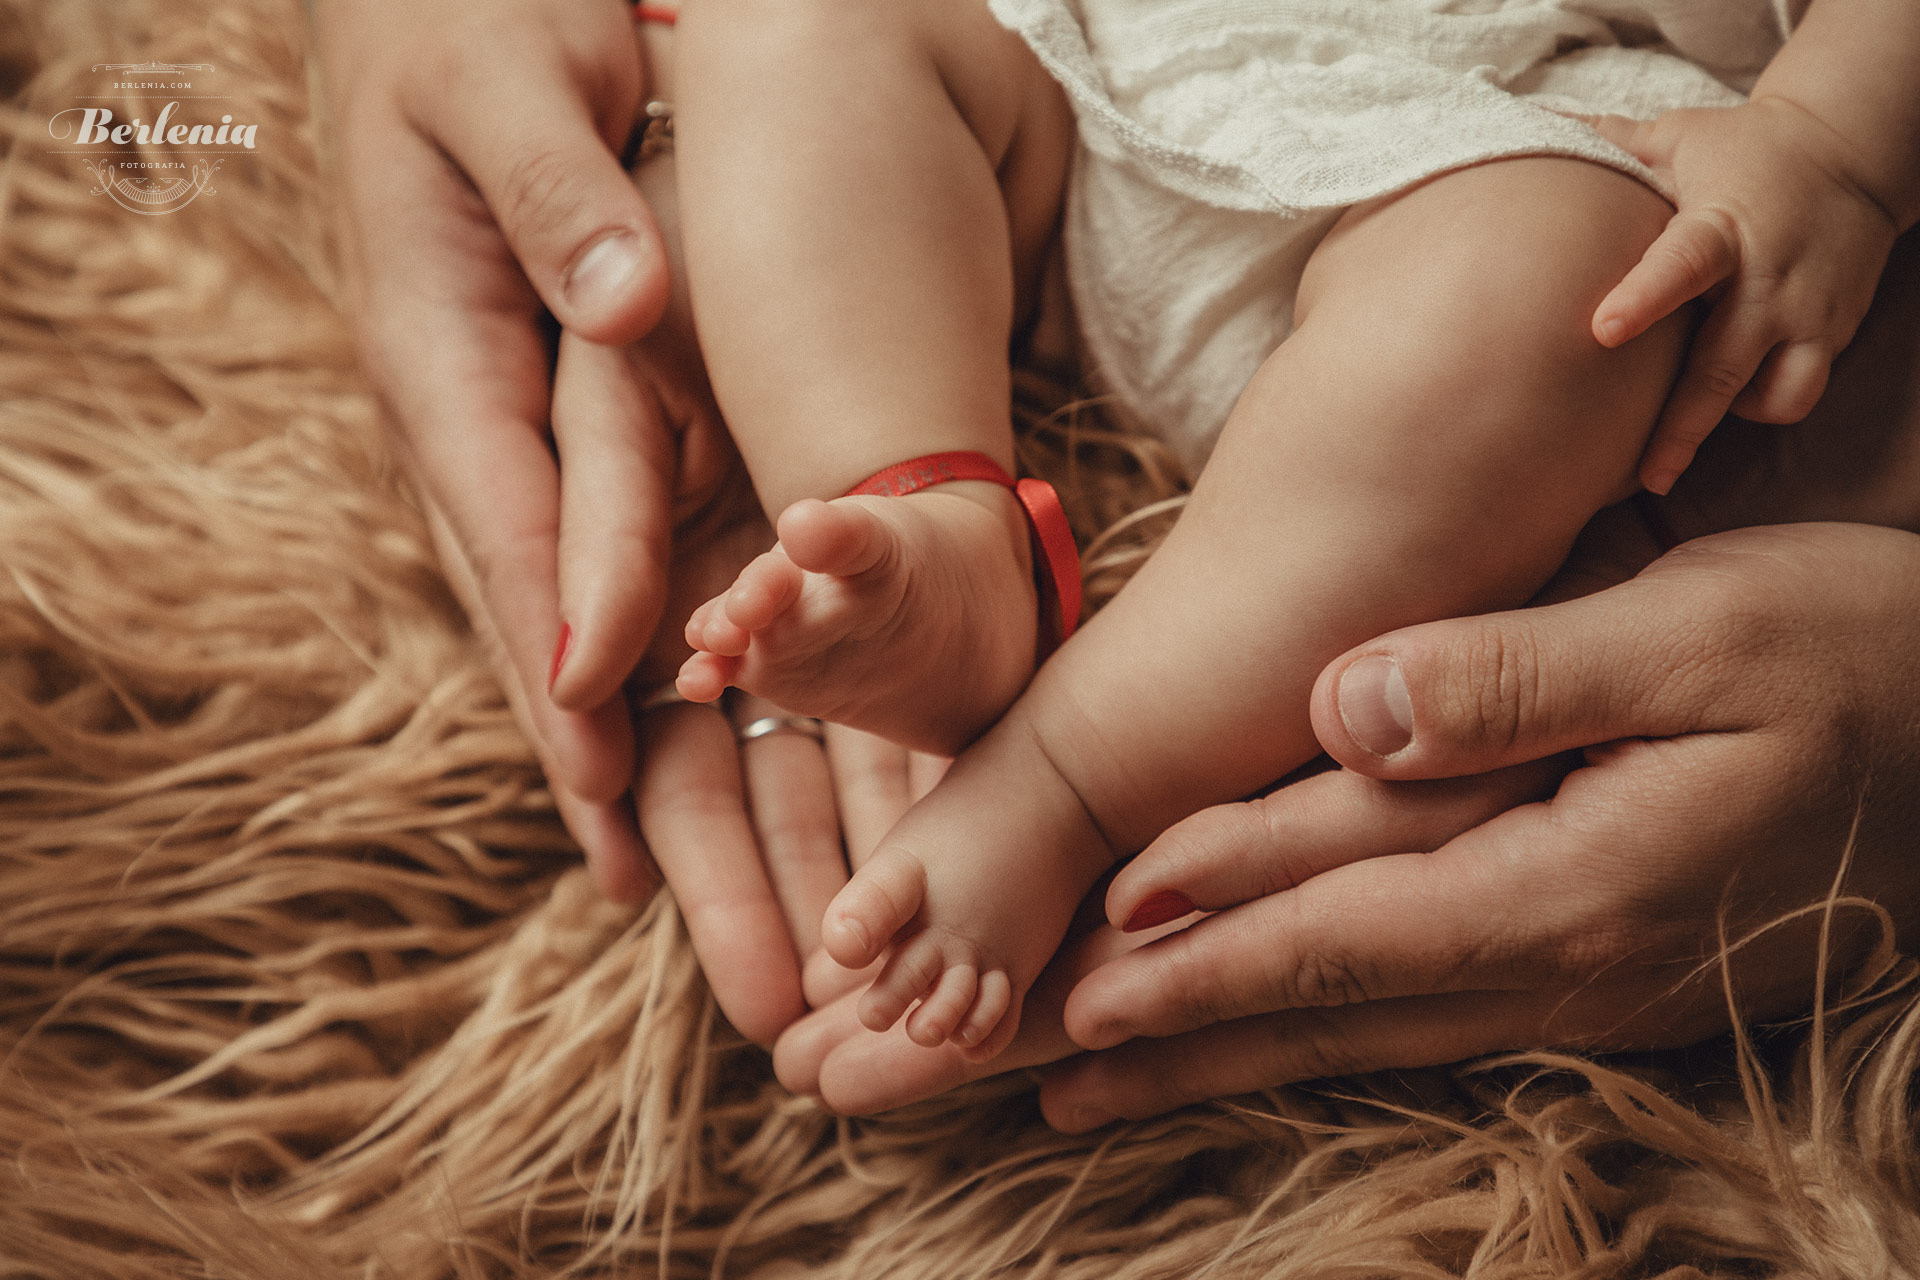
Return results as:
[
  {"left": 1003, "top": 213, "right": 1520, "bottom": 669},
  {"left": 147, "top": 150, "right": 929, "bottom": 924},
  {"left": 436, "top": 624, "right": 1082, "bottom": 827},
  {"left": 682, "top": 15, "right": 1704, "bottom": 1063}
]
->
[
  {"left": 1729, "top": 338, "right": 1834, "bottom": 424},
  {"left": 1638, "top": 305, "right": 1772, "bottom": 494},
  {"left": 1593, "top": 208, "right": 1739, "bottom": 348}
]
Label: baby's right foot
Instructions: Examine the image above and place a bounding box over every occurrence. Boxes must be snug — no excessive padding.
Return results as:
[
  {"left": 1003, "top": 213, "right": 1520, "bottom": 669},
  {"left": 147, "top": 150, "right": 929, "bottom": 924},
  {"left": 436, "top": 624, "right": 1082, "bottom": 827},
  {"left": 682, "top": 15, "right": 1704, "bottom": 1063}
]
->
[{"left": 676, "top": 480, "right": 1037, "bottom": 755}]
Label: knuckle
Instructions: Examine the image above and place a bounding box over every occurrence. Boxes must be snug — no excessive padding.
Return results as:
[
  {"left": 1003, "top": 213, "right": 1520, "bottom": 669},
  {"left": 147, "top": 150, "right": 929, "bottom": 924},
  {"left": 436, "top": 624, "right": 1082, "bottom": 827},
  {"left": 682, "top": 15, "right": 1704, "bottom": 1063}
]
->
[
  {"left": 1276, "top": 947, "right": 1373, "bottom": 1010},
  {"left": 1662, "top": 212, "right": 1736, "bottom": 287},
  {"left": 492, "top": 144, "right": 592, "bottom": 248},
  {"left": 1444, "top": 622, "right": 1537, "bottom": 756},
  {"left": 1249, "top": 802, "right": 1312, "bottom": 895},
  {"left": 1689, "top": 356, "right": 1752, "bottom": 403},
  {"left": 1162, "top": 934, "right": 1237, "bottom": 1029}
]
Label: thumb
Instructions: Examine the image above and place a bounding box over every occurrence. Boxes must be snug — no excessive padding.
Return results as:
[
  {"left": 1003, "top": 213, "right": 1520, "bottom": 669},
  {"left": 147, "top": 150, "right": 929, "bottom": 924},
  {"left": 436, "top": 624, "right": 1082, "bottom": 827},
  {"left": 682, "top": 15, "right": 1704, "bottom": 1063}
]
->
[
  {"left": 426, "top": 73, "right": 670, "bottom": 344},
  {"left": 1308, "top": 561, "right": 1749, "bottom": 779}
]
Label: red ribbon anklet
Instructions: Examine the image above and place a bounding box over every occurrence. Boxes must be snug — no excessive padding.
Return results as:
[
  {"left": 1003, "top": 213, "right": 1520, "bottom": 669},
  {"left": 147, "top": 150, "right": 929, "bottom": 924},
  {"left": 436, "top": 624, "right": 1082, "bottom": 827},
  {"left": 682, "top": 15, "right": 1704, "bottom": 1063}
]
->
[{"left": 845, "top": 451, "right": 1082, "bottom": 654}]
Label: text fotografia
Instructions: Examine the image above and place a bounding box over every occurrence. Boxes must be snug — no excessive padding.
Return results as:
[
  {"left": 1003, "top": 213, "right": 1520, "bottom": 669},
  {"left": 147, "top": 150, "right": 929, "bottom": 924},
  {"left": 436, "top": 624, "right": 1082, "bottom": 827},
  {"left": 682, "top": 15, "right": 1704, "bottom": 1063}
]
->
[{"left": 52, "top": 103, "right": 258, "bottom": 150}]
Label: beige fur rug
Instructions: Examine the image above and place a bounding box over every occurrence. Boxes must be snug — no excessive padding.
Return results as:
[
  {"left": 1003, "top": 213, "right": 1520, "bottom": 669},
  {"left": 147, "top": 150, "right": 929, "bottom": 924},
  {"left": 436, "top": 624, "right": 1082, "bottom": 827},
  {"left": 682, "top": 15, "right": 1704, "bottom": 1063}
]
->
[{"left": 5, "top": 2, "right": 1920, "bottom": 1275}]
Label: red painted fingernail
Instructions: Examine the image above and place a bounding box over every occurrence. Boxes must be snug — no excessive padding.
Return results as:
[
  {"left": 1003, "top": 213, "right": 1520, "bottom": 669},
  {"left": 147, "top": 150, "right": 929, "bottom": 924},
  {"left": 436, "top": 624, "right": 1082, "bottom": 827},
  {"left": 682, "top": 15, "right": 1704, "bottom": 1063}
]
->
[
  {"left": 1122, "top": 889, "right": 1197, "bottom": 932},
  {"left": 548, "top": 622, "right": 573, "bottom": 694}
]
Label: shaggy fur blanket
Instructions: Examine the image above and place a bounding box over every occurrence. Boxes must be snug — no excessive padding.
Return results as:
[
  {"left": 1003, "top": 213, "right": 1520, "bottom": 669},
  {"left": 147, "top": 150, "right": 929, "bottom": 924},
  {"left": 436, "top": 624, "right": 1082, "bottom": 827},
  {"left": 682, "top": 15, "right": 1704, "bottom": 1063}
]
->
[{"left": 4, "top": 1, "right": 1920, "bottom": 1275}]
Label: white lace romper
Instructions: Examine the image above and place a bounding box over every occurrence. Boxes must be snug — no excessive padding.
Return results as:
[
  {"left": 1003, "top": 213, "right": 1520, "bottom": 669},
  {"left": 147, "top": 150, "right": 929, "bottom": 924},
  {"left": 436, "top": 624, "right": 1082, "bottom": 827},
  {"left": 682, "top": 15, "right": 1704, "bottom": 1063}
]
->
[{"left": 990, "top": 0, "right": 1801, "bottom": 475}]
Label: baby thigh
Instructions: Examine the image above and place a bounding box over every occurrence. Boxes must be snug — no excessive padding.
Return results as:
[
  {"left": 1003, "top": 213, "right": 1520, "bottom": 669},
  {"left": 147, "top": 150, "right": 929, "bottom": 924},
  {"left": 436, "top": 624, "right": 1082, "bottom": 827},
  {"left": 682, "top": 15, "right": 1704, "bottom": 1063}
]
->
[{"left": 1024, "top": 157, "right": 1687, "bottom": 848}]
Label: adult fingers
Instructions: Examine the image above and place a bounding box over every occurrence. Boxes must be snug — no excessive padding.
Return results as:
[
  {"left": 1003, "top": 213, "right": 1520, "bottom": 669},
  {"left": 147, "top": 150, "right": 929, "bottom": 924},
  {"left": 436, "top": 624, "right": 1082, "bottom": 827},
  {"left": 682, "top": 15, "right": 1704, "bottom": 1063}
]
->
[
  {"left": 731, "top": 697, "right": 851, "bottom": 962},
  {"left": 348, "top": 108, "right": 640, "bottom": 806},
  {"left": 635, "top": 702, "right": 807, "bottom": 1046},
  {"left": 408, "top": 20, "right": 668, "bottom": 344},
  {"left": 418, "top": 446, "right": 636, "bottom": 804},
  {"left": 426, "top": 497, "right": 650, "bottom": 895},
  {"left": 1591, "top": 207, "right": 1738, "bottom": 349},
  {"left": 1308, "top": 548, "right": 1768, "bottom": 781},
  {"left": 1039, "top": 991, "right": 1545, "bottom": 1133},
  {"left": 554, "top": 780, "right": 659, "bottom": 905},
  {"left": 1064, "top": 843, "right": 1531, "bottom": 1051},
  {"left": 823, "top": 724, "right": 919, "bottom": 868},
  {"left": 548, "top": 334, "right": 676, "bottom": 710},
  {"left": 1103, "top": 760, "right": 1561, "bottom": 931}
]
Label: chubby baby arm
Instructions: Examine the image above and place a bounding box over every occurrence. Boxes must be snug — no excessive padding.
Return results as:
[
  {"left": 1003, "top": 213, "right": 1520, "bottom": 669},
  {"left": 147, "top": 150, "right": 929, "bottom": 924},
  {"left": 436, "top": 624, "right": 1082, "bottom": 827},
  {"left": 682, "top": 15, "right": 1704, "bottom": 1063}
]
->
[{"left": 1588, "top": 0, "right": 1920, "bottom": 495}]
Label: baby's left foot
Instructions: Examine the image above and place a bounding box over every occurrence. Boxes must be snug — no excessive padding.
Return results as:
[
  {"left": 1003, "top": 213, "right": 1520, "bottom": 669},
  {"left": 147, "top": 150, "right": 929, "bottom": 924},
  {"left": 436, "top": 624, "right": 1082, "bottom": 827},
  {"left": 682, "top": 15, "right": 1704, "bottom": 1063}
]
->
[{"left": 820, "top": 718, "right": 1114, "bottom": 1061}]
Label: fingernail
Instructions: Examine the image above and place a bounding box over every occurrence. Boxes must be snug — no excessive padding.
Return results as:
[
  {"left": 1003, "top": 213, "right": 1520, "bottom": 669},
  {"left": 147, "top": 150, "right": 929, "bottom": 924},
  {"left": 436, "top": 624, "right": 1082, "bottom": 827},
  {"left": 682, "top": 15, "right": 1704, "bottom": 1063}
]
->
[
  {"left": 548, "top": 622, "right": 573, "bottom": 694},
  {"left": 1338, "top": 654, "right": 1412, "bottom": 756},
  {"left": 835, "top": 915, "right": 871, "bottom": 960},
  {"left": 563, "top": 231, "right": 643, "bottom": 321},
  {"left": 1123, "top": 889, "right": 1197, "bottom": 932},
  {"left": 1595, "top": 316, "right": 1625, "bottom": 346}
]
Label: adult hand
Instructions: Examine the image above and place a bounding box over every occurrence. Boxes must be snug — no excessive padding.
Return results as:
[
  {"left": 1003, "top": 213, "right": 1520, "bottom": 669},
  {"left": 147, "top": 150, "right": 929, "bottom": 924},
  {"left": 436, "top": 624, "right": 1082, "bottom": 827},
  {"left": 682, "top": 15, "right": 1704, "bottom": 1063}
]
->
[
  {"left": 636, "top": 704, "right": 951, "bottom": 1047},
  {"left": 1045, "top": 522, "right": 1920, "bottom": 1130},
  {"left": 311, "top": 0, "right": 670, "bottom": 891},
  {"left": 775, "top": 231, "right": 1920, "bottom": 1116}
]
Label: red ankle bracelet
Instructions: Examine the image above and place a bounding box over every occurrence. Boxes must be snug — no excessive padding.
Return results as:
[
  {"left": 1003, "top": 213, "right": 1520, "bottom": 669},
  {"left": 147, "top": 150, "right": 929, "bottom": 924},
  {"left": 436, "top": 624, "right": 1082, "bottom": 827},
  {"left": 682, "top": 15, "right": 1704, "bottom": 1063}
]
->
[{"left": 846, "top": 450, "right": 1082, "bottom": 655}]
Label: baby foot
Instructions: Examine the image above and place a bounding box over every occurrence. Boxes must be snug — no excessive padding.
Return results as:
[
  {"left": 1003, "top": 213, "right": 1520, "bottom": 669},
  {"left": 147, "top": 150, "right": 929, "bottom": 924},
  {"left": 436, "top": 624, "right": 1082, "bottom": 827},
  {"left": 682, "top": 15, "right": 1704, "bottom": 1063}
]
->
[
  {"left": 677, "top": 481, "right": 1036, "bottom": 755},
  {"left": 817, "top": 723, "right": 1115, "bottom": 1062}
]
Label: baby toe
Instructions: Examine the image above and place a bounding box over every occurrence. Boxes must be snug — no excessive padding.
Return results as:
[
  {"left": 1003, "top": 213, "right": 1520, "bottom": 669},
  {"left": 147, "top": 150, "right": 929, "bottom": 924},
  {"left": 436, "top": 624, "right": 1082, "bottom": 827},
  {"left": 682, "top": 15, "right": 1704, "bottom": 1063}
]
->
[
  {"left": 823, "top": 847, "right": 927, "bottom": 970},
  {"left": 905, "top": 963, "right": 979, "bottom": 1048},
  {"left": 684, "top": 597, "right": 719, "bottom": 652},
  {"left": 676, "top": 652, "right": 736, "bottom": 704},
  {"left": 700, "top": 610, "right": 754, "bottom": 658},
  {"left": 857, "top": 935, "right": 947, "bottom": 1034},
  {"left": 954, "top": 970, "right": 1014, "bottom": 1060},
  {"left": 779, "top": 498, "right": 891, "bottom": 579},
  {"left": 724, "top": 551, "right": 804, "bottom": 632}
]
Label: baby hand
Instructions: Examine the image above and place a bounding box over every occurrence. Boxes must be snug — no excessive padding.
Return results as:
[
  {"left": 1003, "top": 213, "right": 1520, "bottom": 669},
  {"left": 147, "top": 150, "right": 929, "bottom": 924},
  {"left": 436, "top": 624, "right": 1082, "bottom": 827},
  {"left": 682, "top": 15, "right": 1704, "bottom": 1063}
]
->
[{"left": 1588, "top": 99, "right": 1902, "bottom": 494}]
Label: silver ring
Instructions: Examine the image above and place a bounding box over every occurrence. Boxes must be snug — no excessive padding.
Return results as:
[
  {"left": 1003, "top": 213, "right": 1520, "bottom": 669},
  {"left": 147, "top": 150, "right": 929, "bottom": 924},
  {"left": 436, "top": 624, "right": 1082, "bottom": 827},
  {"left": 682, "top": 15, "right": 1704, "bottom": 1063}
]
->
[{"left": 737, "top": 714, "right": 825, "bottom": 743}]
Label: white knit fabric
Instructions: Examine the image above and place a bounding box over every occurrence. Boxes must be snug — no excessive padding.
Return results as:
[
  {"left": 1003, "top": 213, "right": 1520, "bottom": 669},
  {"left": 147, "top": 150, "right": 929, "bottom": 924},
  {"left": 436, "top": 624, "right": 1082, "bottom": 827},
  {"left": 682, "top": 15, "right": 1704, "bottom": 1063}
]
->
[{"left": 991, "top": 0, "right": 1801, "bottom": 474}]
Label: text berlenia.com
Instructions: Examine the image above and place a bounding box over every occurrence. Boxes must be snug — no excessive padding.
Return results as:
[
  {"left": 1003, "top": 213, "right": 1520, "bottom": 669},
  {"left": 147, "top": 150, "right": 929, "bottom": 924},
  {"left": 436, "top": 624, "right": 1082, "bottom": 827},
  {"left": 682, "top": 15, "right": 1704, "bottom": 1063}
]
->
[{"left": 49, "top": 63, "right": 264, "bottom": 216}]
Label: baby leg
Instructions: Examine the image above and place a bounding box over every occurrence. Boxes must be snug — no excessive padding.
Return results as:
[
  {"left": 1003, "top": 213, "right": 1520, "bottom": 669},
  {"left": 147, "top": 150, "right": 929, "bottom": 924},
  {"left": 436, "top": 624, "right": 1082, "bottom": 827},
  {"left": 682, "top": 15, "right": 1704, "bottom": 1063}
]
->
[
  {"left": 673, "top": 0, "right": 1074, "bottom": 754},
  {"left": 825, "top": 157, "right": 1690, "bottom": 1058}
]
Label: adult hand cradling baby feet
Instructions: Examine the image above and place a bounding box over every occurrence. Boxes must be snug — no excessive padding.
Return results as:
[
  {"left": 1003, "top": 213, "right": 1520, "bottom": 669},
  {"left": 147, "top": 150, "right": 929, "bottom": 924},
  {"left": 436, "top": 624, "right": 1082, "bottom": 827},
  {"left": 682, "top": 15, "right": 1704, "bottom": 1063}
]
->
[{"left": 318, "top": 0, "right": 1920, "bottom": 1132}]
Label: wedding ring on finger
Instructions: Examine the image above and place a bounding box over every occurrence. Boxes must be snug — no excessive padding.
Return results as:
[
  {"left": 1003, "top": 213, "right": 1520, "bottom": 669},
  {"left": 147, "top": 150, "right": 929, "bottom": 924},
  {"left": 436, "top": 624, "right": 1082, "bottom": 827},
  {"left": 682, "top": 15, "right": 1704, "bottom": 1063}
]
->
[{"left": 737, "top": 714, "right": 826, "bottom": 744}]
